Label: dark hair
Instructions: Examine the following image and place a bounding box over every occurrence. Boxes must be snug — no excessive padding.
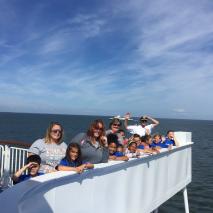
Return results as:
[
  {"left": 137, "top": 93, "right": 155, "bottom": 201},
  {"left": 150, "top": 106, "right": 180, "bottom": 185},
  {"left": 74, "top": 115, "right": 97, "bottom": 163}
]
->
[
  {"left": 144, "top": 135, "right": 152, "bottom": 143},
  {"left": 109, "top": 118, "right": 121, "bottom": 129},
  {"left": 153, "top": 133, "right": 162, "bottom": 139},
  {"left": 87, "top": 119, "right": 105, "bottom": 139},
  {"left": 140, "top": 136, "right": 146, "bottom": 142},
  {"left": 117, "top": 144, "right": 124, "bottom": 148},
  {"left": 118, "top": 129, "right": 125, "bottom": 134},
  {"left": 133, "top": 134, "right": 140, "bottom": 138},
  {"left": 26, "top": 155, "right": 41, "bottom": 165},
  {"left": 167, "top": 130, "right": 174, "bottom": 135},
  {"left": 108, "top": 141, "right": 118, "bottom": 147},
  {"left": 107, "top": 133, "right": 119, "bottom": 145},
  {"left": 64, "top": 143, "right": 82, "bottom": 166}
]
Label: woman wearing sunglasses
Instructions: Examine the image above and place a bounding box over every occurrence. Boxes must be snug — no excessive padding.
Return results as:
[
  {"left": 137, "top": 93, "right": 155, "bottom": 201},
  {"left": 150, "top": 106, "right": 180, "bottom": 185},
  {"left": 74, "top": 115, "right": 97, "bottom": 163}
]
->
[
  {"left": 70, "top": 119, "right": 109, "bottom": 164},
  {"left": 28, "top": 122, "right": 67, "bottom": 173},
  {"left": 106, "top": 118, "right": 124, "bottom": 145}
]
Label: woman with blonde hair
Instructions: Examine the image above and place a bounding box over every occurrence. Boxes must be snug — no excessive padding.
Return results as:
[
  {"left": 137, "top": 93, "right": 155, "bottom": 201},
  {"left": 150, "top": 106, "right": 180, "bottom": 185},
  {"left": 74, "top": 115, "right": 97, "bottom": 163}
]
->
[{"left": 28, "top": 122, "right": 67, "bottom": 173}]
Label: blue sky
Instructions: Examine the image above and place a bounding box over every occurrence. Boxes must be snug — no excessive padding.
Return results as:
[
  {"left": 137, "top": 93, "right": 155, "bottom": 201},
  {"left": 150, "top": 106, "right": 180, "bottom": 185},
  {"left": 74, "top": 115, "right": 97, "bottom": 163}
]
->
[{"left": 0, "top": 0, "right": 213, "bottom": 120}]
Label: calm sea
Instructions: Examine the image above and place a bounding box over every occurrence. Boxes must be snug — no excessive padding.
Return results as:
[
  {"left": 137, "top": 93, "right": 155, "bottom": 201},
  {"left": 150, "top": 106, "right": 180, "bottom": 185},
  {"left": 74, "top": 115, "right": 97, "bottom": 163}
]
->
[{"left": 0, "top": 112, "right": 212, "bottom": 212}]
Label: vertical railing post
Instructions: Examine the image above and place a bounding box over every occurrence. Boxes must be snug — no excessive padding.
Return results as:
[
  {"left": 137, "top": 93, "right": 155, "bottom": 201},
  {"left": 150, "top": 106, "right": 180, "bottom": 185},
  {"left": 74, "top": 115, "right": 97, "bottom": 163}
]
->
[
  {"left": 4, "top": 145, "right": 11, "bottom": 174},
  {"left": 0, "top": 145, "right": 5, "bottom": 178},
  {"left": 0, "top": 145, "right": 12, "bottom": 189},
  {"left": 183, "top": 187, "right": 189, "bottom": 213}
]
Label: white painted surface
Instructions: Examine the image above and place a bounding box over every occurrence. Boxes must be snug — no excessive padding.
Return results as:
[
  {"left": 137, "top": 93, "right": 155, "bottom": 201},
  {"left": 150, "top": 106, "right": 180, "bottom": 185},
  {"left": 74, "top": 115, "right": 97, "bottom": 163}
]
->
[
  {"left": 0, "top": 134, "right": 192, "bottom": 213},
  {"left": 174, "top": 131, "right": 192, "bottom": 146}
]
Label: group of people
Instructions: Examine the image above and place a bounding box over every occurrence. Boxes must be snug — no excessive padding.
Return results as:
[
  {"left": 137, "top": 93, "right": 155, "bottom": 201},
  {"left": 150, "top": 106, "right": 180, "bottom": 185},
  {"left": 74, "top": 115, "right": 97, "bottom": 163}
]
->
[{"left": 12, "top": 113, "right": 179, "bottom": 184}]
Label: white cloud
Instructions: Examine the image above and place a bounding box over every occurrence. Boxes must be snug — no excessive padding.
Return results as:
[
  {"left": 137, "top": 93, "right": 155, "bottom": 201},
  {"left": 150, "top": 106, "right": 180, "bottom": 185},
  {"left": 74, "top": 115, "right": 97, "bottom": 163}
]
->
[
  {"left": 38, "top": 13, "right": 107, "bottom": 55},
  {"left": 173, "top": 108, "right": 186, "bottom": 113}
]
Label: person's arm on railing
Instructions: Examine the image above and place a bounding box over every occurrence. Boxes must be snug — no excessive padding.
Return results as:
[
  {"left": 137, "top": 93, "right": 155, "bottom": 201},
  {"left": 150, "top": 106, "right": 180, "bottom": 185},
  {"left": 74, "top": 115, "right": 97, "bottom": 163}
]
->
[
  {"left": 57, "top": 164, "right": 86, "bottom": 173},
  {"left": 116, "top": 156, "right": 129, "bottom": 161}
]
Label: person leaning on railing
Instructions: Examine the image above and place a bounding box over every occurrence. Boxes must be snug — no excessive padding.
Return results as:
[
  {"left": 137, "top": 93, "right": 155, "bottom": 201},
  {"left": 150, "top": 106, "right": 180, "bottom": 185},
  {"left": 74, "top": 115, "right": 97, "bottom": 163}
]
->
[
  {"left": 28, "top": 122, "right": 67, "bottom": 173},
  {"left": 12, "top": 155, "right": 44, "bottom": 184},
  {"left": 70, "top": 119, "right": 109, "bottom": 164},
  {"left": 163, "top": 130, "right": 180, "bottom": 147},
  {"left": 56, "top": 143, "right": 94, "bottom": 173},
  {"left": 107, "top": 133, "right": 129, "bottom": 161}
]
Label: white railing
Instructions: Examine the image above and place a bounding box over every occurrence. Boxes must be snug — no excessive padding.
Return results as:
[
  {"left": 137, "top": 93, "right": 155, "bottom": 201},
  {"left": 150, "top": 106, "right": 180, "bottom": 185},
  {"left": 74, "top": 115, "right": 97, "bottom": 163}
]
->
[
  {"left": 0, "top": 143, "right": 192, "bottom": 213},
  {"left": 0, "top": 145, "right": 28, "bottom": 188},
  {"left": 0, "top": 145, "right": 4, "bottom": 178},
  {"left": 0, "top": 132, "right": 193, "bottom": 213},
  {"left": 9, "top": 147, "right": 28, "bottom": 175}
]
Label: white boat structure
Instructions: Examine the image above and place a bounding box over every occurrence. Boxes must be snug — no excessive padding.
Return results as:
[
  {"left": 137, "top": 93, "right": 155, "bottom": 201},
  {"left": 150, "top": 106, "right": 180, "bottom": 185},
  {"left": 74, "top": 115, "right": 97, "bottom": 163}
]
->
[
  {"left": 0, "top": 132, "right": 192, "bottom": 213},
  {"left": 109, "top": 115, "right": 133, "bottom": 121}
]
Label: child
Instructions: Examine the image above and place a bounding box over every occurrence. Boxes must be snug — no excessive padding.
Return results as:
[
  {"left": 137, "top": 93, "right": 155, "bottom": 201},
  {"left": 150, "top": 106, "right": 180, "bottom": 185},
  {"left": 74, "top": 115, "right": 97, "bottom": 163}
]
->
[
  {"left": 137, "top": 136, "right": 150, "bottom": 150},
  {"left": 108, "top": 141, "right": 129, "bottom": 161},
  {"left": 151, "top": 133, "right": 170, "bottom": 149},
  {"left": 12, "top": 155, "right": 44, "bottom": 184},
  {"left": 132, "top": 134, "right": 142, "bottom": 146},
  {"left": 163, "top": 130, "right": 179, "bottom": 147},
  {"left": 115, "top": 144, "right": 125, "bottom": 157},
  {"left": 57, "top": 143, "right": 93, "bottom": 173},
  {"left": 137, "top": 135, "right": 158, "bottom": 155},
  {"left": 145, "top": 135, "right": 160, "bottom": 154},
  {"left": 117, "top": 129, "right": 128, "bottom": 146},
  {"left": 125, "top": 141, "right": 140, "bottom": 158}
]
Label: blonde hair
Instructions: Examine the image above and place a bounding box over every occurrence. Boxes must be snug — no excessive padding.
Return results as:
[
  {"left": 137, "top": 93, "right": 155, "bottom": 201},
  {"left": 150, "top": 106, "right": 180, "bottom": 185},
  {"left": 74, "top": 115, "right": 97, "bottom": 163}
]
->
[{"left": 44, "top": 122, "right": 64, "bottom": 144}]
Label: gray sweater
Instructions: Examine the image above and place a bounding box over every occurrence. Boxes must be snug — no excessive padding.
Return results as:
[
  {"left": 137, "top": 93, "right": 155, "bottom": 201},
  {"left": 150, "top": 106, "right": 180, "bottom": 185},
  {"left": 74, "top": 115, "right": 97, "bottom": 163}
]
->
[{"left": 70, "top": 133, "right": 109, "bottom": 164}]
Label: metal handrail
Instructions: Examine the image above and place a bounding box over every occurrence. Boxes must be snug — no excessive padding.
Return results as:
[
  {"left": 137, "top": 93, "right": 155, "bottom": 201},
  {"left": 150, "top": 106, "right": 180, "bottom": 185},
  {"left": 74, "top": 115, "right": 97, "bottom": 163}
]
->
[
  {"left": 0, "top": 143, "right": 29, "bottom": 189},
  {"left": 9, "top": 147, "right": 28, "bottom": 175},
  {"left": 0, "top": 145, "right": 4, "bottom": 178},
  {"left": 0, "top": 140, "right": 30, "bottom": 148}
]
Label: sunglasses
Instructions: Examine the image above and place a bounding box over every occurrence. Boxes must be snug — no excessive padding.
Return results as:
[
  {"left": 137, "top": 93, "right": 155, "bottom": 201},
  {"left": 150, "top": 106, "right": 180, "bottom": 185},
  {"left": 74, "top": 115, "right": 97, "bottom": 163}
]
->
[
  {"left": 94, "top": 127, "right": 103, "bottom": 131},
  {"left": 51, "top": 129, "right": 62, "bottom": 134},
  {"left": 113, "top": 123, "right": 120, "bottom": 127}
]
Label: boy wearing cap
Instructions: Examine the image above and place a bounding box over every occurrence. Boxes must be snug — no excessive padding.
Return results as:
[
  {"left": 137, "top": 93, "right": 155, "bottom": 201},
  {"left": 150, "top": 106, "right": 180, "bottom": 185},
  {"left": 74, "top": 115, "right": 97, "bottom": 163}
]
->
[{"left": 124, "top": 113, "right": 159, "bottom": 137}]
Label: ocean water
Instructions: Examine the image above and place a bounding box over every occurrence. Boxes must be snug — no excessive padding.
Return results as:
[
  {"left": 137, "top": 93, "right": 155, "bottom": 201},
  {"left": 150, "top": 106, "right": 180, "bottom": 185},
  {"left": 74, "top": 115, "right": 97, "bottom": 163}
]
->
[{"left": 0, "top": 112, "right": 212, "bottom": 212}]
